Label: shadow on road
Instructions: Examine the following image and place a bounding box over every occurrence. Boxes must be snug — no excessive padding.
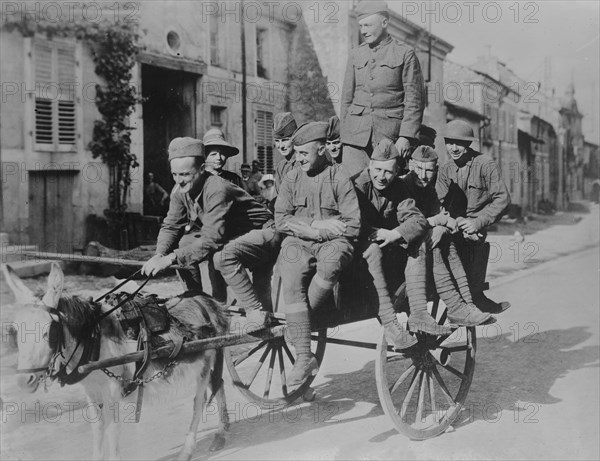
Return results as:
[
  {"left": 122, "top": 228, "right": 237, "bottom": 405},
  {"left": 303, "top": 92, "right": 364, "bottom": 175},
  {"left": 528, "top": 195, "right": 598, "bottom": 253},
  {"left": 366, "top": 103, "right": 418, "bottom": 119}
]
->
[
  {"left": 453, "top": 326, "right": 599, "bottom": 428},
  {"left": 158, "top": 326, "right": 598, "bottom": 459}
]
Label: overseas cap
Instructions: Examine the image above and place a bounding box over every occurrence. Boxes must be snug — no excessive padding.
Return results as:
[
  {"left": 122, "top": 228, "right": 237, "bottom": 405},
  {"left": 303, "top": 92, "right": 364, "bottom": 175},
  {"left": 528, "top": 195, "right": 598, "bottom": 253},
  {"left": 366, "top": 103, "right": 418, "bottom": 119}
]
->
[
  {"left": 168, "top": 137, "right": 204, "bottom": 161},
  {"left": 355, "top": 0, "right": 389, "bottom": 20},
  {"left": 291, "top": 121, "right": 329, "bottom": 146},
  {"left": 371, "top": 137, "right": 400, "bottom": 161},
  {"left": 273, "top": 112, "right": 297, "bottom": 138},
  {"left": 412, "top": 145, "right": 439, "bottom": 162},
  {"left": 327, "top": 115, "right": 341, "bottom": 141}
]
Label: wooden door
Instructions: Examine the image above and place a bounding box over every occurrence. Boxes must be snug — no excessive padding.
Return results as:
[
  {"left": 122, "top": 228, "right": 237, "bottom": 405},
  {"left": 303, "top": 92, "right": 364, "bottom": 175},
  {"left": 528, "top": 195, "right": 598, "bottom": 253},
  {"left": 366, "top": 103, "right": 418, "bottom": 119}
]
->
[{"left": 28, "top": 171, "right": 77, "bottom": 253}]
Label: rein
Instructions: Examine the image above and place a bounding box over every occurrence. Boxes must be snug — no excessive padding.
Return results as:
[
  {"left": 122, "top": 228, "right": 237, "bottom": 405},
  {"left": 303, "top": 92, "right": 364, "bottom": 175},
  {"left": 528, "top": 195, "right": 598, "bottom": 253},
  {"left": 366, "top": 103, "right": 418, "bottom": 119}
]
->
[{"left": 17, "top": 274, "right": 152, "bottom": 384}]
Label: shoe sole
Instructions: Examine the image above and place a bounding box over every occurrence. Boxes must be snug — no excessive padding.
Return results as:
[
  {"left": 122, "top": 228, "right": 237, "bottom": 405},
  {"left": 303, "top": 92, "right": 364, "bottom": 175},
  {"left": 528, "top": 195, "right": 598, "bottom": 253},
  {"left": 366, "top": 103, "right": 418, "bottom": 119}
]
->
[{"left": 287, "top": 366, "right": 319, "bottom": 388}]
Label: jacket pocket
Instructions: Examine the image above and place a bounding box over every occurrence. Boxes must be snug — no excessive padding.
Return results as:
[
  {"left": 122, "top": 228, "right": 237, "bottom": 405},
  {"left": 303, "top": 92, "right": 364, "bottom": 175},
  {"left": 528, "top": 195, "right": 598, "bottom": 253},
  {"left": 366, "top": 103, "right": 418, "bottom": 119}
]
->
[
  {"left": 294, "top": 195, "right": 308, "bottom": 210},
  {"left": 349, "top": 104, "right": 365, "bottom": 116},
  {"left": 385, "top": 107, "right": 404, "bottom": 119}
]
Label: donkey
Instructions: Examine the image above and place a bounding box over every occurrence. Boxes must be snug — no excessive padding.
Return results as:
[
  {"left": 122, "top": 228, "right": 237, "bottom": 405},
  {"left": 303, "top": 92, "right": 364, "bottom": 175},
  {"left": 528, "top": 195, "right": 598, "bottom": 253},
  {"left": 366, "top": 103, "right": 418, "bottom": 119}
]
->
[{"left": 4, "top": 262, "right": 230, "bottom": 460}]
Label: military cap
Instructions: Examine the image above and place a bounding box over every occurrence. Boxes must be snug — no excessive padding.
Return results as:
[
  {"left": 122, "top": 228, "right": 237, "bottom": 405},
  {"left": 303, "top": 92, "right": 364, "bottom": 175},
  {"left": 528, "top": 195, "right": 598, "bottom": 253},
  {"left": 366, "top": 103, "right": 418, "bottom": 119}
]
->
[
  {"left": 327, "top": 115, "right": 340, "bottom": 141},
  {"left": 355, "top": 0, "right": 389, "bottom": 20},
  {"left": 241, "top": 163, "right": 251, "bottom": 170},
  {"left": 291, "top": 121, "right": 329, "bottom": 146},
  {"left": 203, "top": 128, "right": 239, "bottom": 157},
  {"left": 371, "top": 137, "right": 400, "bottom": 161},
  {"left": 168, "top": 137, "right": 204, "bottom": 161},
  {"left": 412, "top": 145, "right": 439, "bottom": 162},
  {"left": 417, "top": 124, "right": 437, "bottom": 148},
  {"left": 273, "top": 112, "right": 297, "bottom": 138},
  {"left": 443, "top": 120, "right": 477, "bottom": 142}
]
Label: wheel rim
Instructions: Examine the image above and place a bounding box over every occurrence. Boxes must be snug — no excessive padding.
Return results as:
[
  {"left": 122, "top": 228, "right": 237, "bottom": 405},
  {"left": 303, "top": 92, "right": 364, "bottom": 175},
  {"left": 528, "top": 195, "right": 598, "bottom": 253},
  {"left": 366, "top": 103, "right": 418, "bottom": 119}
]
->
[
  {"left": 376, "top": 300, "right": 476, "bottom": 440},
  {"left": 225, "top": 322, "right": 327, "bottom": 409}
]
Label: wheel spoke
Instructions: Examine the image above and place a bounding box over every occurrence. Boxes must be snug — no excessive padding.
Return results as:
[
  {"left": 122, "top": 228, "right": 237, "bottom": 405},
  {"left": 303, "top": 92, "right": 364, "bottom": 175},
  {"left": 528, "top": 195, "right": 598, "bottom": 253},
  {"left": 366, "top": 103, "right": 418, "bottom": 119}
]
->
[
  {"left": 400, "top": 369, "right": 422, "bottom": 419},
  {"left": 441, "top": 363, "right": 466, "bottom": 380},
  {"left": 390, "top": 363, "right": 415, "bottom": 394},
  {"left": 431, "top": 366, "right": 455, "bottom": 406},
  {"left": 435, "top": 334, "right": 453, "bottom": 348},
  {"left": 263, "top": 346, "right": 278, "bottom": 398},
  {"left": 427, "top": 370, "right": 438, "bottom": 422},
  {"left": 445, "top": 344, "right": 470, "bottom": 353},
  {"left": 245, "top": 344, "right": 271, "bottom": 388},
  {"left": 282, "top": 342, "right": 295, "bottom": 364},
  {"left": 277, "top": 346, "right": 288, "bottom": 396},
  {"left": 233, "top": 340, "right": 268, "bottom": 366},
  {"left": 430, "top": 300, "right": 439, "bottom": 320},
  {"left": 415, "top": 371, "right": 426, "bottom": 424}
]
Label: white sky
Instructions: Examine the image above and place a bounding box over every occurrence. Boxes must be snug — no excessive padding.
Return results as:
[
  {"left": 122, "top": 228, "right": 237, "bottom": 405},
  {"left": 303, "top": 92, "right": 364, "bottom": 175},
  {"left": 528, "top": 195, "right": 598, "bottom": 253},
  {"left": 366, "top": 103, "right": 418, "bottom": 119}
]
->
[{"left": 388, "top": 0, "right": 600, "bottom": 143}]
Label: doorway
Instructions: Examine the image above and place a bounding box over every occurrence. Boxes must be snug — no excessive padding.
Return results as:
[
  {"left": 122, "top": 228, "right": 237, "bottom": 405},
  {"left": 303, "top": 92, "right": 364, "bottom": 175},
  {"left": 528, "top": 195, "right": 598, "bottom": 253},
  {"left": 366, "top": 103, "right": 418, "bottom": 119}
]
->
[{"left": 142, "top": 65, "right": 198, "bottom": 215}]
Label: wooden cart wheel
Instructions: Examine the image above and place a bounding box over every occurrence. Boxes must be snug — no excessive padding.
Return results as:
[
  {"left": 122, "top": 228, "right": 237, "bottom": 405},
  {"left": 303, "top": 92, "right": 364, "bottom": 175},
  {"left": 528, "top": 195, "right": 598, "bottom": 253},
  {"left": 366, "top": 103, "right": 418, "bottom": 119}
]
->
[
  {"left": 375, "top": 298, "right": 476, "bottom": 440},
  {"left": 224, "top": 323, "right": 327, "bottom": 409}
]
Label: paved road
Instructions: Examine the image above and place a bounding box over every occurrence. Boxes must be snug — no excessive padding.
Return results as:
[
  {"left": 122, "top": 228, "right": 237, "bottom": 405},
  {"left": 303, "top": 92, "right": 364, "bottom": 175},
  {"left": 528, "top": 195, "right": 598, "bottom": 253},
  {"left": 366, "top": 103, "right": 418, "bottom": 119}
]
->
[{"left": 2, "top": 247, "right": 599, "bottom": 460}]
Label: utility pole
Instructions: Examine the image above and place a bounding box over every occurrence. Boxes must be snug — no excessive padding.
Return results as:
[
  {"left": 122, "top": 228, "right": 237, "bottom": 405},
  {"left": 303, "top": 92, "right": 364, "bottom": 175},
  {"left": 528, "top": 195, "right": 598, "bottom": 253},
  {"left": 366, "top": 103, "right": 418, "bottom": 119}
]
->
[{"left": 240, "top": 0, "right": 247, "bottom": 162}]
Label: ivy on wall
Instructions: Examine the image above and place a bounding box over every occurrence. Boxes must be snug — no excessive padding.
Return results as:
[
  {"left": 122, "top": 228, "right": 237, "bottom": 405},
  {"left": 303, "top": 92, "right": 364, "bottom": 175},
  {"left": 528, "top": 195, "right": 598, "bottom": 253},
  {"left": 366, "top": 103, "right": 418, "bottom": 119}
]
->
[{"left": 3, "top": 16, "right": 140, "bottom": 213}]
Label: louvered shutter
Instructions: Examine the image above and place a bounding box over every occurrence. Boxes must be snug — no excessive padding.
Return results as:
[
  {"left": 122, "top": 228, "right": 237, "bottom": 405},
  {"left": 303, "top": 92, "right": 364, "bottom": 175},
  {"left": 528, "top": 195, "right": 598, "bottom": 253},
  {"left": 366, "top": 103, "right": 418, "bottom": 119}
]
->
[
  {"left": 34, "top": 40, "right": 77, "bottom": 149},
  {"left": 255, "top": 110, "right": 274, "bottom": 173}
]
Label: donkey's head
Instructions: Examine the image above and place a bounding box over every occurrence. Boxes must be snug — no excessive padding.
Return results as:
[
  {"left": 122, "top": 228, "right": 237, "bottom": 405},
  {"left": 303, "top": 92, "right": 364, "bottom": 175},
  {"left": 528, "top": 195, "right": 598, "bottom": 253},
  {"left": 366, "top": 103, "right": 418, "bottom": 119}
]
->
[{"left": 3, "top": 263, "right": 65, "bottom": 392}]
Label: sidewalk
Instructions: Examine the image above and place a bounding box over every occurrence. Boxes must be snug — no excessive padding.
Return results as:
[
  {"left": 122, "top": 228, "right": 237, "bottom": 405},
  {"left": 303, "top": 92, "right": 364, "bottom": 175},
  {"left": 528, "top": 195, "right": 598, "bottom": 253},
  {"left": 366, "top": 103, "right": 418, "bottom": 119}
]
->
[{"left": 485, "top": 203, "right": 599, "bottom": 282}]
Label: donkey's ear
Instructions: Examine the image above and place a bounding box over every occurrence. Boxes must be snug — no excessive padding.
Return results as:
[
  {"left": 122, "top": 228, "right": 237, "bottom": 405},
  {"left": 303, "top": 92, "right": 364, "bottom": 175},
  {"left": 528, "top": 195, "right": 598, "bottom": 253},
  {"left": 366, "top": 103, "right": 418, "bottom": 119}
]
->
[
  {"left": 42, "top": 263, "right": 64, "bottom": 308},
  {"left": 1, "top": 264, "right": 36, "bottom": 304}
]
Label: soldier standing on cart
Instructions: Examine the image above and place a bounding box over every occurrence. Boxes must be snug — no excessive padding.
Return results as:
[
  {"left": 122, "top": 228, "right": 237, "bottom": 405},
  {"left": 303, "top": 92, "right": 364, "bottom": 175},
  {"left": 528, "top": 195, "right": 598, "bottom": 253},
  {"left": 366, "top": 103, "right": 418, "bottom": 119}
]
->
[{"left": 341, "top": 0, "right": 425, "bottom": 180}]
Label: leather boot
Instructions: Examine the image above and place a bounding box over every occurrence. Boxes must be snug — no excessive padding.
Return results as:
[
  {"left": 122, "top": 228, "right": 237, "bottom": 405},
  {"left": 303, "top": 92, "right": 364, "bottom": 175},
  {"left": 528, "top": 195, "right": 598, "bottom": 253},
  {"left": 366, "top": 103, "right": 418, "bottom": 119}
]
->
[
  {"left": 461, "top": 242, "right": 511, "bottom": 314},
  {"left": 448, "top": 302, "right": 493, "bottom": 327},
  {"left": 472, "top": 293, "right": 511, "bottom": 314},
  {"left": 384, "top": 319, "right": 418, "bottom": 350},
  {"left": 287, "top": 354, "right": 319, "bottom": 388}
]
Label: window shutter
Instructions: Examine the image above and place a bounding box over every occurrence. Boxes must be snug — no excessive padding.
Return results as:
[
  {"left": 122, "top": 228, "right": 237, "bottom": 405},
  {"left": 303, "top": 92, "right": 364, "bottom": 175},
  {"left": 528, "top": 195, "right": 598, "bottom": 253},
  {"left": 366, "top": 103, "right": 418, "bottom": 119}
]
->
[
  {"left": 34, "top": 41, "right": 53, "bottom": 145},
  {"left": 57, "top": 42, "right": 76, "bottom": 145},
  {"left": 256, "top": 110, "right": 274, "bottom": 173},
  {"left": 33, "top": 39, "right": 77, "bottom": 149}
]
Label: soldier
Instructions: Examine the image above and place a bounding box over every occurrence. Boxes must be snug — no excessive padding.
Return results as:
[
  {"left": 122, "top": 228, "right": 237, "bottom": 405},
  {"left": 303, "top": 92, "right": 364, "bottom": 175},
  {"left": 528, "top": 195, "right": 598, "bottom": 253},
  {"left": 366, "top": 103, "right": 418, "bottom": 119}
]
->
[
  {"left": 404, "top": 145, "right": 492, "bottom": 331},
  {"left": 273, "top": 112, "right": 298, "bottom": 192},
  {"left": 240, "top": 163, "right": 261, "bottom": 197},
  {"left": 141, "top": 137, "right": 273, "bottom": 296},
  {"left": 436, "top": 120, "right": 511, "bottom": 314},
  {"left": 341, "top": 0, "right": 425, "bottom": 180},
  {"left": 326, "top": 115, "right": 343, "bottom": 163},
  {"left": 276, "top": 122, "right": 361, "bottom": 387},
  {"left": 354, "top": 138, "right": 428, "bottom": 349},
  {"left": 203, "top": 128, "right": 244, "bottom": 189}
]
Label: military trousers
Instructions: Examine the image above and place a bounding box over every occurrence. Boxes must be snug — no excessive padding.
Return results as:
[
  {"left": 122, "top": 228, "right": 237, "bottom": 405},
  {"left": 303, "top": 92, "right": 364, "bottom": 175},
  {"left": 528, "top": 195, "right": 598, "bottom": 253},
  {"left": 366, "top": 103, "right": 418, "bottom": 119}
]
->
[
  {"left": 279, "top": 236, "right": 354, "bottom": 305},
  {"left": 213, "top": 225, "right": 283, "bottom": 312}
]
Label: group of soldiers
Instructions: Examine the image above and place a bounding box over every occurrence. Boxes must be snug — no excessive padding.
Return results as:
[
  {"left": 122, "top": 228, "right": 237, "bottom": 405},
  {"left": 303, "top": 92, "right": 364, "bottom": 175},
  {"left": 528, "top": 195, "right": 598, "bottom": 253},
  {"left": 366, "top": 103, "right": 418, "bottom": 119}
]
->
[{"left": 141, "top": 0, "right": 510, "bottom": 389}]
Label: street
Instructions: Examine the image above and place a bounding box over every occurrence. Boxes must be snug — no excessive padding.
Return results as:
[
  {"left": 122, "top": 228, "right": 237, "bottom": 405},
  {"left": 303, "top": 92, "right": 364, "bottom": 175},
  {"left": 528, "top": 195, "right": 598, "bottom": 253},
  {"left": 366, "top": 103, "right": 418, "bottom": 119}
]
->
[{"left": 2, "top": 241, "right": 598, "bottom": 460}]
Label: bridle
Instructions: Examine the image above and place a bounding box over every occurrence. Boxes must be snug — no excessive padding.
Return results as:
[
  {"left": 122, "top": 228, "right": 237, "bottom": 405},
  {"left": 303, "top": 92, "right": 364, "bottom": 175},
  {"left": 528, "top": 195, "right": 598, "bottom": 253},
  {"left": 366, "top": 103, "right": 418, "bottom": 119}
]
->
[{"left": 16, "top": 271, "right": 151, "bottom": 384}]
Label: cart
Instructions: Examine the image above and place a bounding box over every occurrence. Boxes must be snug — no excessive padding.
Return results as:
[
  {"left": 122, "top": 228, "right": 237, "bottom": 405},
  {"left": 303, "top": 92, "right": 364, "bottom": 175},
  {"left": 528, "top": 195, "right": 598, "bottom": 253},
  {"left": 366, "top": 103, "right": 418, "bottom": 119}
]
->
[{"left": 22, "top": 250, "right": 478, "bottom": 441}]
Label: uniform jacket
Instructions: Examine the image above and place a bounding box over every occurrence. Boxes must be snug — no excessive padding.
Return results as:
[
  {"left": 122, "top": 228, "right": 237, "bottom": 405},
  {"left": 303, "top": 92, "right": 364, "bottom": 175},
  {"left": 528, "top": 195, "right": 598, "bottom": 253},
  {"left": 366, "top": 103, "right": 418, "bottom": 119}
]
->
[
  {"left": 436, "top": 149, "right": 510, "bottom": 229},
  {"left": 275, "top": 162, "right": 361, "bottom": 241},
  {"left": 274, "top": 157, "right": 296, "bottom": 193},
  {"left": 341, "top": 34, "right": 425, "bottom": 148},
  {"left": 220, "top": 169, "right": 244, "bottom": 189},
  {"left": 354, "top": 169, "right": 427, "bottom": 245},
  {"left": 241, "top": 176, "right": 261, "bottom": 196},
  {"left": 403, "top": 172, "right": 442, "bottom": 218},
  {"left": 156, "top": 172, "right": 273, "bottom": 266}
]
